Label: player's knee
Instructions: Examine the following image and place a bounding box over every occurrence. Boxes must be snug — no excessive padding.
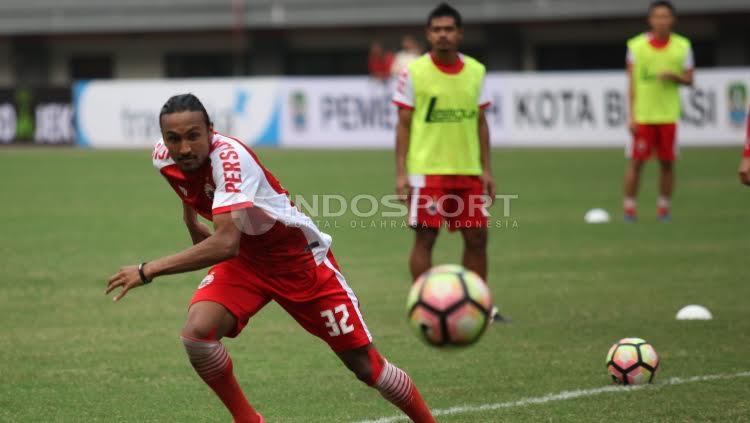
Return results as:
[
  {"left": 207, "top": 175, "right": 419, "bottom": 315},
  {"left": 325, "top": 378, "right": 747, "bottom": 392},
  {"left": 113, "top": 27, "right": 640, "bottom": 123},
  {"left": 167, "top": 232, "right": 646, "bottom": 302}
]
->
[
  {"left": 343, "top": 347, "right": 385, "bottom": 386},
  {"left": 463, "top": 229, "right": 487, "bottom": 252},
  {"left": 414, "top": 229, "right": 438, "bottom": 250},
  {"left": 181, "top": 320, "right": 219, "bottom": 341},
  {"left": 659, "top": 161, "right": 673, "bottom": 171},
  {"left": 630, "top": 159, "right": 645, "bottom": 171},
  {"left": 352, "top": 362, "right": 374, "bottom": 384}
]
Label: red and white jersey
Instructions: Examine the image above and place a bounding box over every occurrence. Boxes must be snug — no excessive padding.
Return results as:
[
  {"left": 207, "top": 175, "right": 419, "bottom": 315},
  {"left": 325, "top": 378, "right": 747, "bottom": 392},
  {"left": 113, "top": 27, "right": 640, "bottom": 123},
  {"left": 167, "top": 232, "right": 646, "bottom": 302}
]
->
[
  {"left": 745, "top": 111, "right": 750, "bottom": 158},
  {"left": 152, "top": 133, "right": 332, "bottom": 271},
  {"left": 392, "top": 53, "right": 491, "bottom": 110}
]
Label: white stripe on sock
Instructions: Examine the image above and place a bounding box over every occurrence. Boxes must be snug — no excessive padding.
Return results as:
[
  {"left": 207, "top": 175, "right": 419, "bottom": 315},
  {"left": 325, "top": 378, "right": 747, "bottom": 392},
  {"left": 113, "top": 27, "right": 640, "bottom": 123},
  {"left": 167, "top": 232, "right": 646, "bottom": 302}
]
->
[
  {"left": 181, "top": 336, "right": 231, "bottom": 381},
  {"left": 375, "top": 362, "right": 414, "bottom": 406}
]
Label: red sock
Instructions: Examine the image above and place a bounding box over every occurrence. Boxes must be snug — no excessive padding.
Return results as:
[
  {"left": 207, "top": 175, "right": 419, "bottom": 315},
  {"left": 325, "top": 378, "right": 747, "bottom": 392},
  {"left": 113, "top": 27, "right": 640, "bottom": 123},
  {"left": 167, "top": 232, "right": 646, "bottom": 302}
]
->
[
  {"left": 368, "top": 348, "right": 436, "bottom": 423},
  {"left": 181, "top": 336, "right": 260, "bottom": 423}
]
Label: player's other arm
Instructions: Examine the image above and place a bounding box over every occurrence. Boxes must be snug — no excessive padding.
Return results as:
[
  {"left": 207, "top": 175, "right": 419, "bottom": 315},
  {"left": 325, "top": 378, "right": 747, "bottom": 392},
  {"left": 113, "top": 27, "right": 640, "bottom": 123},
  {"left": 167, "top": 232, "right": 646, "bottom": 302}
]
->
[
  {"left": 627, "top": 63, "right": 638, "bottom": 135},
  {"left": 395, "top": 107, "right": 413, "bottom": 199},
  {"left": 660, "top": 68, "right": 693, "bottom": 86},
  {"left": 740, "top": 120, "right": 750, "bottom": 186},
  {"left": 659, "top": 45, "right": 694, "bottom": 86},
  {"left": 478, "top": 110, "right": 496, "bottom": 201},
  {"left": 106, "top": 212, "right": 240, "bottom": 301},
  {"left": 739, "top": 157, "right": 750, "bottom": 186},
  {"left": 183, "top": 202, "right": 212, "bottom": 244}
]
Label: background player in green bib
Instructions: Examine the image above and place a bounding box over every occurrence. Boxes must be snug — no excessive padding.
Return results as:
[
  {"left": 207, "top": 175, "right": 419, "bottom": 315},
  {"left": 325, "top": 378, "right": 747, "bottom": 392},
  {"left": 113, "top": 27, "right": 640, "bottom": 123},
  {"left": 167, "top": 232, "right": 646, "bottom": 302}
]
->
[
  {"left": 393, "top": 3, "right": 497, "bottom": 310},
  {"left": 624, "top": 0, "right": 694, "bottom": 222}
]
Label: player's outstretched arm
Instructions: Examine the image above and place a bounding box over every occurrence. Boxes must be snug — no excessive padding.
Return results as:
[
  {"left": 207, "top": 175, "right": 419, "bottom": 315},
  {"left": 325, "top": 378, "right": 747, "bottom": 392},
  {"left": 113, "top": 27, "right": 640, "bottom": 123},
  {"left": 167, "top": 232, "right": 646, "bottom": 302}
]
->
[
  {"left": 183, "top": 202, "right": 212, "bottom": 244},
  {"left": 105, "top": 212, "right": 241, "bottom": 301}
]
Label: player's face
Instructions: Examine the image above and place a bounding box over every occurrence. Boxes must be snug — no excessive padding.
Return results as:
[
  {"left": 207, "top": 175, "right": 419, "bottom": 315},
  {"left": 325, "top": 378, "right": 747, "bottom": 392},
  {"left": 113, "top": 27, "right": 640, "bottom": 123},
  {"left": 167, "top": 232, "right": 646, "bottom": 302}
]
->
[
  {"left": 160, "top": 111, "right": 213, "bottom": 172},
  {"left": 427, "top": 16, "right": 462, "bottom": 53},
  {"left": 648, "top": 6, "right": 675, "bottom": 35}
]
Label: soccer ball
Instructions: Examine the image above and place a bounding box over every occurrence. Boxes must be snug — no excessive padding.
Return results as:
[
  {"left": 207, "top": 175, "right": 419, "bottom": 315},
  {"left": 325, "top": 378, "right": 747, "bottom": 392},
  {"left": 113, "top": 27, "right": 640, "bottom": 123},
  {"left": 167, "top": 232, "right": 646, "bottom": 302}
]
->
[
  {"left": 606, "top": 338, "right": 660, "bottom": 385},
  {"left": 406, "top": 264, "right": 492, "bottom": 347}
]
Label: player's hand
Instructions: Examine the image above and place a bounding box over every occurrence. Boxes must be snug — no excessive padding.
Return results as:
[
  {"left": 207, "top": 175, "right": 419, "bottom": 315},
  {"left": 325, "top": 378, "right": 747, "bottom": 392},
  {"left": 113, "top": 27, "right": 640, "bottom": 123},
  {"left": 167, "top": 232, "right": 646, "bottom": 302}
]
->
[
  {"left": 628, "top": 119, "right": 638, "bottom": 136},
  {"left": 480, "top": 171, "right": 496, "bottom": 206},
  {"left": 739, "top": 157, "right": 750, "bottom": 186},
  {"left": 658, "top": 71, "right": 679, "bottom": 83},
  {"left": 106, "top": 265, "right": 145, "bottom": 302},
  {"left": 396, "top": 173, "right": 410, "bottom": 202}
]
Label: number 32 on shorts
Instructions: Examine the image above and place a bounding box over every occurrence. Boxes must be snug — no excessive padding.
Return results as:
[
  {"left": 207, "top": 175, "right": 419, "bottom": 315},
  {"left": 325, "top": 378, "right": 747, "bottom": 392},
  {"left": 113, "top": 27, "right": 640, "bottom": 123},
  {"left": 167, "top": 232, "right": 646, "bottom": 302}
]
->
[{"left": 321, "top": 304, "right": 355, "bottom": 337}]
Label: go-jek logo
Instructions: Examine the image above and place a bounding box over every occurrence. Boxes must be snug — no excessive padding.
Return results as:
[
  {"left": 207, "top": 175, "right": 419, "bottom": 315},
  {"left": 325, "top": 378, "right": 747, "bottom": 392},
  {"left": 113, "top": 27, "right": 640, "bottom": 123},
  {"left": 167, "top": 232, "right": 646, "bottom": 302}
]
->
[{"left": 425, "top": 97, "right": 478, "bottom": 123}]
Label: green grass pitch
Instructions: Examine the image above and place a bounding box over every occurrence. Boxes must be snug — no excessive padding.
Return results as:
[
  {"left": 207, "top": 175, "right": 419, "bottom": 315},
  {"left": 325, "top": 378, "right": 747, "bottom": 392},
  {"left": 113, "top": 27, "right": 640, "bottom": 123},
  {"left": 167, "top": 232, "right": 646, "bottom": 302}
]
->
[{"left": 1, "top": 147, "right": 748, "bottom": 422}]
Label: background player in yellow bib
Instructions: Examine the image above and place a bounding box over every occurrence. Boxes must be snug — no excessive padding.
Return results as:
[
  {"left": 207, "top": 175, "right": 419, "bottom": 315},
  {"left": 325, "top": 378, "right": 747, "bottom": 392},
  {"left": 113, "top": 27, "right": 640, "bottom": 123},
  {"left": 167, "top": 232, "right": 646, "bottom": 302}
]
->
[
  {"left": 624, "top": 1, "right": 694, "bottom": 222},
  {"left": 393, "top": 3, "right": 497, "bottom": 317}
]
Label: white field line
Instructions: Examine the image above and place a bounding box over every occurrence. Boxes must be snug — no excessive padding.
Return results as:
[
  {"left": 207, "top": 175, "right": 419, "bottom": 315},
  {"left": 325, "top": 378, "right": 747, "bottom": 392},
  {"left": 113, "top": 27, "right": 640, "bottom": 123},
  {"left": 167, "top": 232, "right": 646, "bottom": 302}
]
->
[{"left": 355, "top": 371, "right": 750, "bottom": 423}]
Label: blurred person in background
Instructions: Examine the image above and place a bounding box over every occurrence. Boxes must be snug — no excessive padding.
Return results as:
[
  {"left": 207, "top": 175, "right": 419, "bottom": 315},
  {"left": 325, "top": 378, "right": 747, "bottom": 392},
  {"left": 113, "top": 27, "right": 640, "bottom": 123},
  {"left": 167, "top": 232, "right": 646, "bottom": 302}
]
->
[
  {"left": 369, "top": 41, "right": 394, "bottom": 82},
  {"left": 623, "top": 0, "right": 694, "bottom": 222},
  {"left": 393, "top": 3, "right": 500, "bottom": 320},
  {"left": 391, "top": 35, "right": 423, "bottom": 77},
  {"left": 739, "top": 106, "right": 750, "bottom": 186}
]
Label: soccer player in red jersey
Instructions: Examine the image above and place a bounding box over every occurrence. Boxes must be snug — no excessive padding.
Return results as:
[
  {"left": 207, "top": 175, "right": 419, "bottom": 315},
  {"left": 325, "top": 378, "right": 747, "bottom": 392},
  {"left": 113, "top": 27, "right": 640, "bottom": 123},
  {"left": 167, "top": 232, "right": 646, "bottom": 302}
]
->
[
  {"left": 106, "top": 94, "right": 436, "bottom": 423},
  {"left": 739, "top": 107, "right": 750, "bottom": 186}
]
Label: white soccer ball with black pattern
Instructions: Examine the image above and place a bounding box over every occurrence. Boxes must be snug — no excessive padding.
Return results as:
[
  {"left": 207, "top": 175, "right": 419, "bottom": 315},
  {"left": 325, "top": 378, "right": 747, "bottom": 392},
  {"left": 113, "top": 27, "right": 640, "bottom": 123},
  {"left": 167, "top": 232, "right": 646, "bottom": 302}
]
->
[
  {"left": 406, "top": 264, "right": 492, "bottom": 347},
  {"left": 606, "top": 338, "right": 660, "bottom": 385}
]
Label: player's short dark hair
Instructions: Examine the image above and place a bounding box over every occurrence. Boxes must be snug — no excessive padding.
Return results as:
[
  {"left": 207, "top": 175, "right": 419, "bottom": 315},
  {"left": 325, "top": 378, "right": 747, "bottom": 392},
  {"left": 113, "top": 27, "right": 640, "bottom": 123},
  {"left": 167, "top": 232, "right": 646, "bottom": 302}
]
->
[
  {"left": 159, "top": 93, "right": 212, "bottom": 129},
  {"left": 648, "top": 0, "right": 676, "bottom": 15},
  {"left": 427, "top": 3, "right": 462, "bottom": 28}
]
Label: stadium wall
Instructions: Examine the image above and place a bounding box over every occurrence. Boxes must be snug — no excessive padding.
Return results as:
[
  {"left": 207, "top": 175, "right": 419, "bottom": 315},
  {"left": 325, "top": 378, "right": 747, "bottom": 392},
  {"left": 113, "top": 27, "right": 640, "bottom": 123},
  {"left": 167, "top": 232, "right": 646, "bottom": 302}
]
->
[{"left": 73, "top": 69, "right": 750, "bottom": 149}]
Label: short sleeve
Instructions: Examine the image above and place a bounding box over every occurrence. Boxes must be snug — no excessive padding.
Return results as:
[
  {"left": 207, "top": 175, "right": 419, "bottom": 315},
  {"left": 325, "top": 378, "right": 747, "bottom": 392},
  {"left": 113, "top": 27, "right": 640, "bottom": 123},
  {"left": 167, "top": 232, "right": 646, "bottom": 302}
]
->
[
  {"left": 211, "top": 144, "right": 261, "bottom": 215},
  {"left": 626, "top": 48, "right": 635, "bottom": 65},
  {"left": 683, "top": 46, "right": 694, "bottom": 70},
  {"left": 392, "top": 68, "right": 415, "bottom": 109},
  {"left": 478, "top": 75, "right": 491, "bottom": 109}
]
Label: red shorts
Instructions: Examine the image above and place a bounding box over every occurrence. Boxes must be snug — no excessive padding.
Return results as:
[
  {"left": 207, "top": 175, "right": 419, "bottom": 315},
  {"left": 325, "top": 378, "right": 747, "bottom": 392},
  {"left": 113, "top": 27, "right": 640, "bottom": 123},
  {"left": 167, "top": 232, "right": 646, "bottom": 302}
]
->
[
  {"left": 190, "top": 251, "right": 372, "bottom": 353},
  {"left": 407, "top": 175, "right": 489, "bottom": 231},
  {"left": 628, "top": 123, "right": 678, "bottom": 162}
]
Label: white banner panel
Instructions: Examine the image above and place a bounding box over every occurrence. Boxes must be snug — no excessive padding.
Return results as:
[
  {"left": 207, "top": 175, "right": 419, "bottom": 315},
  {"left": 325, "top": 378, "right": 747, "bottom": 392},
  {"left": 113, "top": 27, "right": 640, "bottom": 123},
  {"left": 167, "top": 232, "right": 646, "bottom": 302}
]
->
[
  {"left": 276, "top": 69, "right": 749, "bottom": 148},
  {"left": 74, "top": 78, "right": 282, "bottom": 148},
  {"left": 279, "top": 77, "right": 396, "bottom": 148},
  {"left": 74, "top": 69, "right": 750, "bottom": 148},
  {"left": 484, "top": 69, "right": 750, "bottom": 146}
]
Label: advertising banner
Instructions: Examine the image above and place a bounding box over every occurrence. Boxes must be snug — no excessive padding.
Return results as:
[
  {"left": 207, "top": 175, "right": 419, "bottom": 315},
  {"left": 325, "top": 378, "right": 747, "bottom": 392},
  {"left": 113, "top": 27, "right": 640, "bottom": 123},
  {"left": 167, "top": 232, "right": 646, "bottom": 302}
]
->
[
  {"left": 279, "top": 77, "right": 396, "bottom": 148},
  {"left": 0, "top": 87, "right": 74, "bottom": 145},
  {"left": 483, "top": 69, "right": 749, "bottom": 146},
  {"left": 73, "top": 69, "right": 750, "bottom": 148},
  {"left": 74, "top": 78, "right": 282, "bottom": 148},
  {"left": 278, "top": 69, "right": 749, "bottom": 148}
]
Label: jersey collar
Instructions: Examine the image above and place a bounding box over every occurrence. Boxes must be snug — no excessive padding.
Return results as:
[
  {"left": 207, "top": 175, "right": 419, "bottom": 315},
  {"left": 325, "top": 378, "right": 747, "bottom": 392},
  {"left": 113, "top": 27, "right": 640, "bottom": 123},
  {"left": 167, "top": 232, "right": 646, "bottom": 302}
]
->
[{"left": 429, "top": 52, "right": 465, "bottom": 74}]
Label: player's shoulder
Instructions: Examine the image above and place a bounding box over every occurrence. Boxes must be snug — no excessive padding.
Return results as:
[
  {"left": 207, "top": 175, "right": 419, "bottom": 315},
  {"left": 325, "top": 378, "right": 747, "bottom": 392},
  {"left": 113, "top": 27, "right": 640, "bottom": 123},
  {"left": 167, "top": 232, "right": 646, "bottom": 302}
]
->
[
  {"left": 152, "top": 138, "right": 175, "bottom": 170},
  {"left": 209, "top": 133, "right": 261, "bottom": 169},
  {"left": 209, "top": 133, "right": 248, "bottom": 157},
  {"left": 627, "top": 32, "right": 648, "bottom": 47},
  {"left": 407, "top": 53, "right": 432, "bottom": 71},
  {"left": 460, "top": 53, "right": 486, "bottom": 73},
  {"left": 670, "top": 33, "right": 692, "bottom": 47}
]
